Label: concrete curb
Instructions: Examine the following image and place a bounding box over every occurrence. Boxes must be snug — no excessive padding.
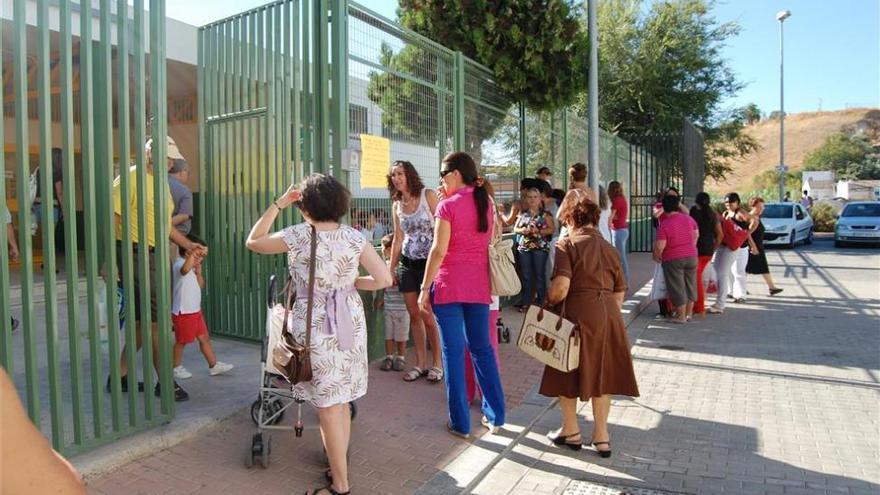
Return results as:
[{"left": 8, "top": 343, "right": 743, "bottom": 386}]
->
[
  {"left": 73, "top": 403, "right": 246, "bottom": 480},
  {"left": 415, "top": 277, "right": 657, "bottom": 495}
]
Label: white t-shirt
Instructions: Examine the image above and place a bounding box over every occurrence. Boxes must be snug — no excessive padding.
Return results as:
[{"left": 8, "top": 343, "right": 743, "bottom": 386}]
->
[{"left": 171, "top": 256, "right": 201, "bottom": 315}]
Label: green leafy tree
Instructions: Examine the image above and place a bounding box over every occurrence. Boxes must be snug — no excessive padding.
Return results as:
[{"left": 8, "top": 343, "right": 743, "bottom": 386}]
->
[
  {"left": 802, "top": 132, "right": 878, "bottom": 180},
  {"left": 746, "top": 169, "right": 802, "bottom": 200},
  {"left": 397, "top": 0, "right": 588, "bottom": 111},
  {"left": 582, "top": 0, "right": 755, "bottom": 180},
  {"left": 742, "top": 103, "right": 762, "bottom": 124}
]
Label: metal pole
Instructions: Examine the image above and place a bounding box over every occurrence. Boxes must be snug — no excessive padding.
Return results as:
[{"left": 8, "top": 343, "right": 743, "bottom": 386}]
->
[
  {"left": 587, "top": 0, "right": 599, "bottom": 190},
  {"left": 777, "top": 11, "right": 790, "bottom": 201}
]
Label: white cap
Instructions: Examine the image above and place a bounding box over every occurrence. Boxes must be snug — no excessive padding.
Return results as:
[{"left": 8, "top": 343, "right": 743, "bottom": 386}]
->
[{"left": 145, "top": 136, "right": 185, "bottom": 161}]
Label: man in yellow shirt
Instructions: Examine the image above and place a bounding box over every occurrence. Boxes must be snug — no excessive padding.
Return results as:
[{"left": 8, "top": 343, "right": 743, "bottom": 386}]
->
[{"left": 109, "top": 136, "right": 206, "bottom": 402}]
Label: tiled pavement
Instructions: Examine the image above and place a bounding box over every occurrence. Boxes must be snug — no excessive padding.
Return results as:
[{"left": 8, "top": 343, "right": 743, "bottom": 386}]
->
[{"left": 84, "top": 243, "right": 880, "bottom": 494}]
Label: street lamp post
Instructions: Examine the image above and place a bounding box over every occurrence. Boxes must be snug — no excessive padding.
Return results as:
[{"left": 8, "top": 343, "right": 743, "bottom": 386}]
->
[{"left": 776, "top": 9, "right": 791, "bottom": 202}]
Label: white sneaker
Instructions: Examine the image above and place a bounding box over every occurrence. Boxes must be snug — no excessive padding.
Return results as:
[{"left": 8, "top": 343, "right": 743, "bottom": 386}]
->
[
  {"left": 209, "top": 361, "right": 234, "bottom": 376},
  {"left": 173, "top": 366, "right": 192, "bottom": 380}
]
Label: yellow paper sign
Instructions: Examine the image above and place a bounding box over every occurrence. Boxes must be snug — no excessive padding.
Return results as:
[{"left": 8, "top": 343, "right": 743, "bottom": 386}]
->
[{"left": 359, "top": 134, "right": 390, "bottom": 189}]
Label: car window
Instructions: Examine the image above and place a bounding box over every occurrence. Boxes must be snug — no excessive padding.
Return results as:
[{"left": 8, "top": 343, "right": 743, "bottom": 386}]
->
[
  {"left": 841, "top": 203, "right": 880, "bottom": 217},
  {"left": 763, "top": 204, "right": 793, "bottom": 219},
  {"left": 795, "top": 206, "right": 805, "bottom": 220}
]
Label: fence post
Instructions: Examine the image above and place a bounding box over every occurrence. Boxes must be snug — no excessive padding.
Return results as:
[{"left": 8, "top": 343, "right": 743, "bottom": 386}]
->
[
  {"left": 453, "top": 51, "right": 465, "bottom": 151},
  {"left": 519, "top": 103, "right": 527, "bottom": 180},
  {"left": 331, "top": 0, "right": 349, "bottom": 186},
  {"left": 562, "top": 108, "right": 569, "bottom": 176}
]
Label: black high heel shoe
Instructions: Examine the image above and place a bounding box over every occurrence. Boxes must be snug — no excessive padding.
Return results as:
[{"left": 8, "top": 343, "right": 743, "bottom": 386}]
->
[
  {"left": 549, "top": 431, "right": 583, "bottom": 451},
  {"left": 592, "top": 440, "right": 612, "bottom": 458}
]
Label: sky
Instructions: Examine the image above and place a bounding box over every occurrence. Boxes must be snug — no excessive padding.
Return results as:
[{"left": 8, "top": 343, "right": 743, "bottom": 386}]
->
[{"left": 167, "top": 0, "right": 880, "bottom": 115}]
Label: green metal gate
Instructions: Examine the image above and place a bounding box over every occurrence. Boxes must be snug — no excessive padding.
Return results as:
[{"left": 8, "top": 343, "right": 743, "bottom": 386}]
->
[
  {"left": 1, "top": 0, "right": 176, "bottom": 455},
  {"left": 198, "top": 0, "right": 350, "bottom": 340}
]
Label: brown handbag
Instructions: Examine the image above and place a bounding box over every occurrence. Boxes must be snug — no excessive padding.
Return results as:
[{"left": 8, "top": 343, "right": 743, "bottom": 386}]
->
[{"left": 273, "top": 225, "right": 318, "bottom": 384}]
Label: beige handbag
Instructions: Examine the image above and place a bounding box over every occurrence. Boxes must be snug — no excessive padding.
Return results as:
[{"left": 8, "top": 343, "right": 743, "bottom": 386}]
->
[
  {"left": 517, "top": 303, "right": 580, "bottom": 372},
  {"left": 516, "top": 245, "right": 580, "bottom": 372},
  {"left": 488, "top": 210, "right": 521, "bottom": 297}
]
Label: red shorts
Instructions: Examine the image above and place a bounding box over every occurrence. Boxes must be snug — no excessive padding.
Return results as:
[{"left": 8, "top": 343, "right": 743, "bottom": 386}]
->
[{"left": 171, "top": 311, "right": 208, "bottom": 344}]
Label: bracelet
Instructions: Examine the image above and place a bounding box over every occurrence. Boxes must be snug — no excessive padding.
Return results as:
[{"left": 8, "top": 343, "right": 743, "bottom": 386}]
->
[{"left": 272, "top": 200, "right": 281, "bottom": 210}]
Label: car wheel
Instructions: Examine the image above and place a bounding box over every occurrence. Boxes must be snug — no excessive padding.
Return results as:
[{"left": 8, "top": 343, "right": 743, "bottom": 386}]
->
[
  {"left": 805, "top": 228, "right": 813, "bottom": 245},
  {"left": 788, "top": 230, "right": 796, "bottom": 249}
]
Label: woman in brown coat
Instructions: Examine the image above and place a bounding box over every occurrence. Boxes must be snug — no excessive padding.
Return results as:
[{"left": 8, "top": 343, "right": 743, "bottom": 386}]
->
[{"left": 540, "top": 196, "right": 639, "bottom": 458}]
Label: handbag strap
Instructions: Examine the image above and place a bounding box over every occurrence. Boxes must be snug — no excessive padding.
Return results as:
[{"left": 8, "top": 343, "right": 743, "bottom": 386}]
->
[
  {"left": 279, "top": 225, "right": 318, "bottom": 350},
  {"left": 304, "top": 225, "right": 318, "bottom": 350}
]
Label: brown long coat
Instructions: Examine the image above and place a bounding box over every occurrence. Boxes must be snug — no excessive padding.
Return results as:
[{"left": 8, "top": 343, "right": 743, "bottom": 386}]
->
[{"left": 539, "top": 227, "right": 640, "bottom": 400}]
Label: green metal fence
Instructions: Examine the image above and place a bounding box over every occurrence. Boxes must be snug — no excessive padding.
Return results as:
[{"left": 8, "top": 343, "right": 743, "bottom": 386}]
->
[{"left": 1, "top": 0, "right": 176, "bottom": 455}]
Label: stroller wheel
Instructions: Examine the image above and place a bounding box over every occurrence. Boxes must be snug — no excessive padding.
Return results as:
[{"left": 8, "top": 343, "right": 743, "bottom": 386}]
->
[
  {"left": 260, "top": 435, "right": 271, "bottom": 468},
  {"left": 247, "top": 432, "right": 263, "bottom": 468},
  {"left": 251, "top": 398, "right": 285, "bottom": 426}
]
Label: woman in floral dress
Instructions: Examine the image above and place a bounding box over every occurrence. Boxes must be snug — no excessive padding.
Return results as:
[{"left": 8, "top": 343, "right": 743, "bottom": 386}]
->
[{"left": 246, "top": 174, "right": 391, "bottom": 495}]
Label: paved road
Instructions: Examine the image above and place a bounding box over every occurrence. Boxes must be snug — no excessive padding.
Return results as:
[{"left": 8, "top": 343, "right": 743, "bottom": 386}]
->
[
  {"left": 84, "top": 241, "right": 880, "bottom": 494},
  {"left": 464, "top": 237, "right": 880, "bottom": 495}
]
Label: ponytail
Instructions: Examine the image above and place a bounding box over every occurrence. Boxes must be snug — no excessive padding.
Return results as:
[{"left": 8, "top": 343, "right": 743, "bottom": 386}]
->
[{"left": 474, "top": 181, "right": 489, "bottom": 233}]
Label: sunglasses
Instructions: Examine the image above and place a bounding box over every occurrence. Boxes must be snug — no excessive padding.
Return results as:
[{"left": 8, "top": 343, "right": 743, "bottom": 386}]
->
[{"left": 439, "top": 169, "right": 455, "bottom": 178}]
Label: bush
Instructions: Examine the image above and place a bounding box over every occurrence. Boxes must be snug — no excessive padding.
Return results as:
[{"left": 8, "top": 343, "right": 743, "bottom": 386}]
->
[{"left": 811, "top": 203, "right": 837, "bottom": 232}]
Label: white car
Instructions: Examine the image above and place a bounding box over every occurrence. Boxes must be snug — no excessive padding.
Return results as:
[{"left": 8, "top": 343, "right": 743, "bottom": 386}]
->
[
  {"left": 835, "top": 201, "right": 880, "bottom": 247},
  {"left": 761, "top": 202, "right": 814, "bottom": 248}
]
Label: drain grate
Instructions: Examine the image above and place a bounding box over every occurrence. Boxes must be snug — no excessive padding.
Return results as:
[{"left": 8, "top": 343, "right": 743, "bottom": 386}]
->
[
  {"left": 657, "top": 345, "right": 685, "bottom": 351},
  {"left": 564, "top": 480, "right": 687, "bottom": 495}
]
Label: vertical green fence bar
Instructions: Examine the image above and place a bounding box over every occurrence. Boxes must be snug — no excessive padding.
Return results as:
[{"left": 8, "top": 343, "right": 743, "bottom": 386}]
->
[
  {"left": 37, "top": 0, "right": 63, "bottom": 448},
  {"left": 13, "top": 0, "right": 39, "bottom": 423},
  {"left": 314, "top": 1, "right": 329, "bottom": 173},
  {"left": 79, "top": 0, "right": 105, "bottom": 437},
  {"left": 243, "top": 14, "right": 255, "bottom": 339},
  {"left": 151, "top": 0, "right": 174, "bottom": 415},
  {"left": 219, "top": 21, "right": 230, "bottom": 336},
  {"left": 100, "top": 0, "right": 123, "bottom": 432},
  {"left": 58, "top": 0, "right": 85, "bottom": 446},
  {"left": 117, "top": 0, "right": 140, "bottom": 427},
  {"left": 302, "top": 0, "right": 313, "bottom": 176},
  {"left": 133, "top": 0, "right": 157, "bottom": 420},
  {"left": 231, "top": 17, "right": 242, "bottom": 339},
  {"left": 331, "top": 0, "right": 349, "bottom": 186},
  {"left": 0, "top": 0, "right": 11, "bottom": 369},
  {"left": 453, "top": 51, "right": 466, "bottom": 151}
]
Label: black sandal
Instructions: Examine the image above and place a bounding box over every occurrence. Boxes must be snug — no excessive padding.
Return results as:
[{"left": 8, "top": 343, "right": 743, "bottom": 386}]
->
[
  {"left": 305, "top": 485, "right": 350, "bottom": 495},
  {"left": 592, "top": 440, "right": 612, "bottom": 458},
  {"left": 549, "top": 431, "right": 582, "bottom": 451}
]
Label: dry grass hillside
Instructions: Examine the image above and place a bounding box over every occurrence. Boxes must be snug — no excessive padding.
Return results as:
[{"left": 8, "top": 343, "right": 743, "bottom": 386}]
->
[{"left": 706, "top": 107, "right": 879, "bottom": 195}]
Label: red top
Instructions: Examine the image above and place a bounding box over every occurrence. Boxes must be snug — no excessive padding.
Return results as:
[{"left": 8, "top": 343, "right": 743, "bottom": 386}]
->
[
  {"left": 611, "top": 195, "right": 628, "bottom": 230},
  {"left": 432, "top": 186, "right": 493, "bottom": 305},
  {"left": 656, "top": 213, "right": 698, "bottom": 262}
]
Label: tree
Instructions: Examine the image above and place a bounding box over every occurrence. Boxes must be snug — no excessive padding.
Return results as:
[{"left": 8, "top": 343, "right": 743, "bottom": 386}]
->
[
  {"left": 802, "top": 132, "right": 877, "bottom": 180},
  {"left": 742, "top": 103, "right": 762, "bottom": 124},
  {"left": 397, "top": 0, "right": 588, "bottom": 111},
  {"left": 580, "top": 0, "right": 755, "bottom": 180},
  {"left": 747, "top": 169, "right": 802, "bottom": 199}
]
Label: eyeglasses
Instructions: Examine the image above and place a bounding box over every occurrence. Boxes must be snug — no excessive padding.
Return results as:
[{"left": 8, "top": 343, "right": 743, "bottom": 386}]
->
[{"left": 439, "top": 169, "right": 454, "bottom": 178}]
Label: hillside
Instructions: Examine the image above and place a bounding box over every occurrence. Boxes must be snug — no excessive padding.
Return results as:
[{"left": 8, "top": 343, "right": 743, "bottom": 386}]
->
[{"left": 705, "top": 107, "right": 879, "bottom": 195}]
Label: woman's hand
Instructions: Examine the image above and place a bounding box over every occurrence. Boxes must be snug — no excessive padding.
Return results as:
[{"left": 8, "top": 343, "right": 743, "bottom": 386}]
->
[
  {"left": 436, "top": 184, "right": 447, "bottom": 201},
  {"left": 275, "top": 184, "right": 301, "bottom": 209},
  {"left": 418, "top": 289, "right": 431, "bottom": 314}
]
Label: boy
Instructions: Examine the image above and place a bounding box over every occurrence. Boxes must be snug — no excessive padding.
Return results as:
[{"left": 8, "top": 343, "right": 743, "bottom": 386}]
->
[
  {"left": 377, "top": 234, "right": 408, "bottom": 371},
  {"left": 171, "top": 236, "right": 233, "bottom": 379}
]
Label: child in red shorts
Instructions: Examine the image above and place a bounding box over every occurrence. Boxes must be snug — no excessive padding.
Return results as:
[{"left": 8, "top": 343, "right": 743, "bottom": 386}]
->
[{"left": 172, "top": 240, "right": 233, "bottom": 380}]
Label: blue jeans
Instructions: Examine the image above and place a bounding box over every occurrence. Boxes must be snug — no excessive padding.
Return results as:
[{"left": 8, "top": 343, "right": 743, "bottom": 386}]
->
[
  {"left": 519, "top": 249, "right": 548, "bottom": 306},
  {"left": 612, "top": 228, "right": 630, "bottom": 282},
  {"left": 432, "top": 301, "right": 505, "bottom": 434}
]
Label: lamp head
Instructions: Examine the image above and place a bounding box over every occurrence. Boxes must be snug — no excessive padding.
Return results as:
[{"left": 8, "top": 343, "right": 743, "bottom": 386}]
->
[{"left": 776, "top": 10, "right": 791, "bottom": 21}]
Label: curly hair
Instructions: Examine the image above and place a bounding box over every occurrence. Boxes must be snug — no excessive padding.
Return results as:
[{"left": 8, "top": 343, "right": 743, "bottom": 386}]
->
[
  {"left": 561, "top": 195, "right": 601, "bottom": 229},
  {"left": 299, "top": 173, "right": 351, "bottom": 222},
  {"left": 387, "top": 160, "right": 425, "bottom": 202}
]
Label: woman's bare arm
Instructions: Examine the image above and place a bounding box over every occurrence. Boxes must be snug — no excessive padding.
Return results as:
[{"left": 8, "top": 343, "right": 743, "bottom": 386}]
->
[
  {"left": 546, "top": 275, "right": 571, "bottom": 306},
  {"left": 355, "top": 242, "right": 393, "bottom": 291}
]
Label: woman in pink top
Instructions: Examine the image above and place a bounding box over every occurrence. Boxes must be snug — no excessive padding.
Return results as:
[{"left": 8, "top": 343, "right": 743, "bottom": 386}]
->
[
  {"left": 652, "top": 194, "right": 699, "bottom": 324},
  {"left": 419, "top": 152, "right": 505, "bottom": 438},
  {"left": 608, "top": 181, "right": 630, "bottom": 281}
]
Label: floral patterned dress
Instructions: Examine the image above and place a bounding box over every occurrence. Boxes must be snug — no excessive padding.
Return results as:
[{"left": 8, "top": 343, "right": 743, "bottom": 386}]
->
[{"left": 280, "top": 223, "right": 368, "bottom": 408}]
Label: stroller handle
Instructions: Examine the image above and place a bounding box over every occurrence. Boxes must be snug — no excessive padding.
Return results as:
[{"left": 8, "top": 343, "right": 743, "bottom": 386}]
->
[{"left": 267, "top": 274, "right": 277, "bottom": 309}]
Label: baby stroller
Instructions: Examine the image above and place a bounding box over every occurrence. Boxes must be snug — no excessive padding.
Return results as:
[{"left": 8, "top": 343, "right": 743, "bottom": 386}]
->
[{"left": 246, "top": 275, "right": 356, "bottom": 469}]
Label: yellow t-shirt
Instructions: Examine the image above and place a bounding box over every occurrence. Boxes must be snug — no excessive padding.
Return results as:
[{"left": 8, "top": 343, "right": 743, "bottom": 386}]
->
[{"left": 112, "top": 165, "right": 173, "bottom": 247}]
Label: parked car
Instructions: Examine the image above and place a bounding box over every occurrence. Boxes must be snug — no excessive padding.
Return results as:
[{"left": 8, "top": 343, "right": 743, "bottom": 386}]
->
[
  {"left": 761, "top": 202, "right": 814, "bottom": 248},
  {"left": 835, "top": 201, "right": 880, "bottom": 247}
]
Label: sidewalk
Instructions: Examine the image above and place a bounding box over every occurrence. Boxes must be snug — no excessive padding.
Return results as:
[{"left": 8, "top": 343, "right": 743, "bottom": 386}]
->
[{"left": 82, "top": 253, "right": 656, "bottom": 494}]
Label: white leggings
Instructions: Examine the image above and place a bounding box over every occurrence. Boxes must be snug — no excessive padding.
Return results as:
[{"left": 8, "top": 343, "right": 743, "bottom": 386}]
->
[{"left": 730, "top": 246, "right": 749, "bottom": 299}]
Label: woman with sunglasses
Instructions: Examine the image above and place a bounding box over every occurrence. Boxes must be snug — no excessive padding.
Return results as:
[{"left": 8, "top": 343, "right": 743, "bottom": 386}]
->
[
  {"left": 419, "top": 152, "right": 506, "bottom": 439},
  {"left": 387, "top": 161, "right": 444, "bottom": 383}
]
